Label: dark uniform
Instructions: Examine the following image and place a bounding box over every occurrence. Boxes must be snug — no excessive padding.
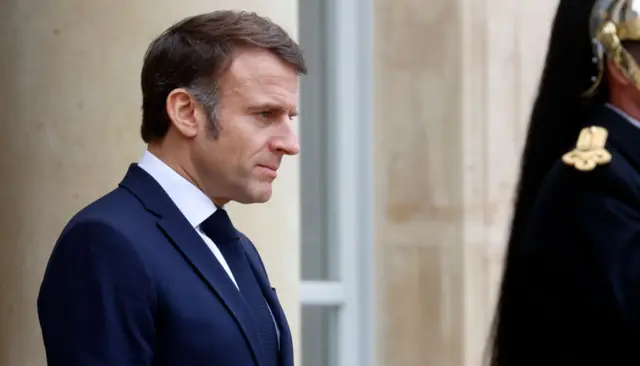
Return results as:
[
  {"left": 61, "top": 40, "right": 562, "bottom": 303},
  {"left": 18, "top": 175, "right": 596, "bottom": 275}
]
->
[
  {"left": 498, "top": 105, "right": 640, "bottom": 364},
  {"left": 489, "top": 0, "right": 640, "bottom": 364},
  {"left": 491, "top": 0, "right": 640, "bottom": 366}
]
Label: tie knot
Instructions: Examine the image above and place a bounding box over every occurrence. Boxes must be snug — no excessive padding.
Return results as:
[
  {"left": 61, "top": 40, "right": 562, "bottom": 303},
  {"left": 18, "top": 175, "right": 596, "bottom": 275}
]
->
[{"left": 200, "top": 209, "right": 239, "bottom": 244}]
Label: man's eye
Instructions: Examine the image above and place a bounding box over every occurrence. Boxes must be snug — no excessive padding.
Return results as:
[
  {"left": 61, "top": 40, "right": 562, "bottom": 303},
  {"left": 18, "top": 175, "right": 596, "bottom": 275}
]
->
[{"left": 259, "top": 111, "right": 271, "bottom": 118}]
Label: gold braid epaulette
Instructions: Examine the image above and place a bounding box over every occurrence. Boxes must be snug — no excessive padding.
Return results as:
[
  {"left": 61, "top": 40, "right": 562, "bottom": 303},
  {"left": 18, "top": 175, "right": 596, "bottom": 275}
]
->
[{"left": 561, "top": 126, "right": 612, "bottom": 171}]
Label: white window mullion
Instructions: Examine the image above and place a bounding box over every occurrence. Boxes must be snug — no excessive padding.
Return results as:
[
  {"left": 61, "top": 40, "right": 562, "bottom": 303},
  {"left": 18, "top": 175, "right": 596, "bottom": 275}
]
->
[
  {"left": 300, "top": 281, "right": 345, "bottom": 306},
  {"left": 298, "top": 0, "right": 374, "bottom": 364},
  {"left": 330, "top": 0, "right": 375, "bottom": 365}
]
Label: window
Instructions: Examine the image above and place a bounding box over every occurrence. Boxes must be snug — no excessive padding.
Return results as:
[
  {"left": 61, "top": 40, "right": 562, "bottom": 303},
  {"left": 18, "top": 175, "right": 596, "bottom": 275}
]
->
[{"left": 299, "top": 0, "right": 375, "bottom": 365}]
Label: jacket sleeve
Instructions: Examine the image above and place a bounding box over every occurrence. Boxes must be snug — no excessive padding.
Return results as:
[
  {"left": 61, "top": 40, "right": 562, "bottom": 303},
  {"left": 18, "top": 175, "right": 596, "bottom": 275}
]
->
[{"left": 37, "top": 220, "right": 156, "bottom": 366}]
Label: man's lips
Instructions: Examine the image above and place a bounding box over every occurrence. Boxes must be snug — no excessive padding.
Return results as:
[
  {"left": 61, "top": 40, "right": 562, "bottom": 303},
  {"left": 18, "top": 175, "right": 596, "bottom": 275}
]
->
[
  {"left": 258, "top": 164, "right": 279, "bottom": 171},
  {"left": 257, "top": 164, "right": 279, "bottom": 177}
]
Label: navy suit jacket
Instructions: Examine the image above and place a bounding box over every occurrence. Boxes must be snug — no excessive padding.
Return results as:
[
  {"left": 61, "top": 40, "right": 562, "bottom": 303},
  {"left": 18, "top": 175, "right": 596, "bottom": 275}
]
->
[{"left": 37, "top": 164, "right": 294, "bottom": 366}]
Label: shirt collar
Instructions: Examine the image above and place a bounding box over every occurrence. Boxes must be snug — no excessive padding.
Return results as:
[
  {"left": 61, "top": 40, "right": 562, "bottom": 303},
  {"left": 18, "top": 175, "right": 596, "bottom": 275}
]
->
[
  {"left": 606, "top": 103, "right": 640, "bottom": 130},
  {"left": 137, "top": 150, "right": 217, "bottom": 228}
]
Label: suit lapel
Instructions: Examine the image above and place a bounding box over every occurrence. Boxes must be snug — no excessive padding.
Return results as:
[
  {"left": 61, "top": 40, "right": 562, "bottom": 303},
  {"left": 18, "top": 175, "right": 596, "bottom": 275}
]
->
[
  {"left": 260, "top": 283, "right": 293, "bottom": 366},
  {"left": 242, "top": 243, "right": 294, "bottom": 366},
  {"left": 119, "top": 164, "right": 264, "bottom": 365}
]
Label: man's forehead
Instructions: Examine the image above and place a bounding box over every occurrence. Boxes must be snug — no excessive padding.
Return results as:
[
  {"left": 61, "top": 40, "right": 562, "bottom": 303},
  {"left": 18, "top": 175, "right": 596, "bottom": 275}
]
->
[
  {"left": 224, "top": 75, "right": 299, "bottom": 101},
  {"left": 222, "top": 75, "right": 298, "bottom": 102},
  {"left": 225, "top": 48, "right": 298, "bottom": 84}
]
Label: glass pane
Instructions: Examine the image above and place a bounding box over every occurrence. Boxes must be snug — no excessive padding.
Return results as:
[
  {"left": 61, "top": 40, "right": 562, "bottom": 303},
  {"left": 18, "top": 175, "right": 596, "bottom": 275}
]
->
[
  {"left": 299, "top": 0, "right": 338, "bottom": 281},
  {"left": 301, "top": 305, "right": 339, "bottom": 366}
]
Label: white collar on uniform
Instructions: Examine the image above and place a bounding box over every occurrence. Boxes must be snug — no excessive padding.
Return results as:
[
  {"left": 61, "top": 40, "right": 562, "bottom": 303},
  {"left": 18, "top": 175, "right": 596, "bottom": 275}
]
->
[
  {"left": 606, "top": 103, "right": 640, "bottom": 130},
  {"left": 137, "top": 149, "right": 218, "bottom": 228}
]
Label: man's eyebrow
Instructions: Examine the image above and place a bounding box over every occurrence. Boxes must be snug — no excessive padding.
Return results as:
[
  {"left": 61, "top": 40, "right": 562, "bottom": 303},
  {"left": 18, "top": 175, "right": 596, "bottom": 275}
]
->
[
  {"left": 248, "top": 102, "right": 282, "bottom": 110},
  {"left": 248, "top": 102, "right": 298, "bottom": 115}
]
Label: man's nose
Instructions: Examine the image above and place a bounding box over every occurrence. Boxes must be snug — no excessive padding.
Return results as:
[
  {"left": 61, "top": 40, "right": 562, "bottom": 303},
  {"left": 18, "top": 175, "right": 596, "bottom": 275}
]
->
[{"left": 270, "top": 124, "right": 300, "bottom": 155}]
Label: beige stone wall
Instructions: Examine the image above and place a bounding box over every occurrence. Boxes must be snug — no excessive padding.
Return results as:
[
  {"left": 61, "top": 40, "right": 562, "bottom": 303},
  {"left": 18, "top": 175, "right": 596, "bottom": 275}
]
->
[
  {"left": 373, "top": 0, "right": 560, "bottom": 365},
  {"left": 0, "top": 2, "right": 300, "bottom": 365}
]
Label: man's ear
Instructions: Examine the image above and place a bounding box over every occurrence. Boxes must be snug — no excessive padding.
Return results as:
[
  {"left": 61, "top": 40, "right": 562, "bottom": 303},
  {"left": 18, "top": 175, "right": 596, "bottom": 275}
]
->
[{"left": 166, "top": 88, "right": 200, "bottom": 138}]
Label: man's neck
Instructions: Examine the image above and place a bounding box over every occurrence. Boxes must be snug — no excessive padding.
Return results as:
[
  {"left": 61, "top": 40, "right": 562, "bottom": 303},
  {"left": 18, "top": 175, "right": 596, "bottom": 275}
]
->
[
  {"left": 147, "top": 143, "right": 203, "bottom": 195},
  {"left": 147, "top": 143, "right": 230, "bottom": 209}
]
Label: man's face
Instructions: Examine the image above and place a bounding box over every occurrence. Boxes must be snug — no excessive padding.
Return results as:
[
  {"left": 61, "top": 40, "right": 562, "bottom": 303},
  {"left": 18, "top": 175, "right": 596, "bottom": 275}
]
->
[{"left": 191, "top": 47, "right": 300, "bottom": 205}]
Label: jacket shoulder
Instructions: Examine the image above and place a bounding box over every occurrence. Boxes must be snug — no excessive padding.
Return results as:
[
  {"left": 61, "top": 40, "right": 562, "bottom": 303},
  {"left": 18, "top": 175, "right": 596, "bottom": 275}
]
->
[
  {"left": 551, "top": 126, "right": 640, "bottom": 204},
  {"left": 58, "top": 187, "right": 149, "bottom": 240}
]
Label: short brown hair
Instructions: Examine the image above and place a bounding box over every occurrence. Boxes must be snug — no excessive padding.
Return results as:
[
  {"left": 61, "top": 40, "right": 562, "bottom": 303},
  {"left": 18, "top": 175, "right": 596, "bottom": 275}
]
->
[{"left": 139, "top": 10, "right": 307, "bottom": 143}]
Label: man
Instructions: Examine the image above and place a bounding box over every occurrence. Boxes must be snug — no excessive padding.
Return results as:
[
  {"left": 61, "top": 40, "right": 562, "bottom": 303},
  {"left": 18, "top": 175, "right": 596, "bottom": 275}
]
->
[
  {"left": 488, "top": 0, "right": 640, "bottom": 365},
  {"left": 37, "top": 10, "right": 306, "bottom": 366}
]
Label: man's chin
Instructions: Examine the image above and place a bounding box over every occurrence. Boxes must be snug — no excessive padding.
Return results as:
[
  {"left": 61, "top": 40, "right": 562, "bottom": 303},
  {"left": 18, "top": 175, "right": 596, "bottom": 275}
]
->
[
  {"left": 235, "top": 187, "right": 273, "bottom": 204},
  {"left": 253, "top": 190, "right": 272, "bottom": 203}
]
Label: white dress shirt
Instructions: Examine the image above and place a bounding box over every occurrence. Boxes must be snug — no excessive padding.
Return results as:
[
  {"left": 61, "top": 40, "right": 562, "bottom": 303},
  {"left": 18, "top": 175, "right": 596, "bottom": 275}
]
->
[
  {"left": 138, "top": 150, "right": 239, "bottom": 287},
  {"left": 137, "top": 150, "right": 280, "bottom": 342}
]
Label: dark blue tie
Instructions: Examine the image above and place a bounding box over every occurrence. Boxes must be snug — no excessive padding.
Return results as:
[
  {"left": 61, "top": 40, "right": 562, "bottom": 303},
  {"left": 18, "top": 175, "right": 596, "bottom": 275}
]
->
[{"left": 200, "top": 209, "right": 279, "bottom": 366}]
